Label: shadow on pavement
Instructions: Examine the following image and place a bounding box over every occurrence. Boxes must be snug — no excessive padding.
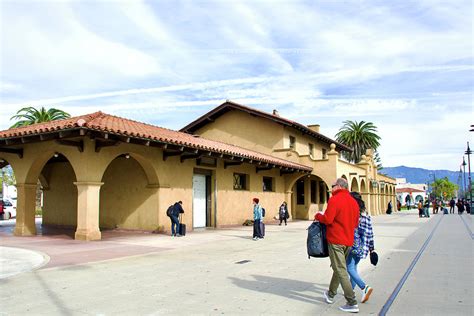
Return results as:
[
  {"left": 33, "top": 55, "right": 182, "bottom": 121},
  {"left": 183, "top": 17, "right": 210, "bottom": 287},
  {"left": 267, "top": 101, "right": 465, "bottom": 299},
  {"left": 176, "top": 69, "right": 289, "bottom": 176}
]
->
[{"left": 229, "top": 274, "right": 327, "bottom": 305}]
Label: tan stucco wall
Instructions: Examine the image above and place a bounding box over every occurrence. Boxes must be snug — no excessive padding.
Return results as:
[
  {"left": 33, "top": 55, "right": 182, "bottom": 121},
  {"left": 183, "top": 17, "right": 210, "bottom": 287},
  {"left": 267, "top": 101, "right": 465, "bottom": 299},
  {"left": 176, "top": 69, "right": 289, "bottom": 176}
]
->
[
  {"left": 195, "top": 110, "right": 284, "bottom": 155},
  {"left": 42, "top": 162, "right": 78, "bottom": 227},
  {"left": 214, "top": 161, "right": 286, "bottom": 226},
  {"left": 100, "top": 157, "right": 159, "bottom": 230}
]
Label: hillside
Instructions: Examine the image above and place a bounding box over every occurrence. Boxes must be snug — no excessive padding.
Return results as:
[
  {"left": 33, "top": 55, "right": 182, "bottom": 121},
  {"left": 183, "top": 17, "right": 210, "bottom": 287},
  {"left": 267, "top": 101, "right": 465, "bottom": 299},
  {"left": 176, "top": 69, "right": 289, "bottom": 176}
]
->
[{"left": 381, "top": 166, "right": 461, "bottom": 185}]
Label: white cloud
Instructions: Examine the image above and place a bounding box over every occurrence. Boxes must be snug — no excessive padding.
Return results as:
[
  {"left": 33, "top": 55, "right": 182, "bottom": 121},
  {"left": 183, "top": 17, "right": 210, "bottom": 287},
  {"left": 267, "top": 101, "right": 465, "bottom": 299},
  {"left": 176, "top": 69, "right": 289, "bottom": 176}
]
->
[{"left": 0, "top": 0, "right": 472, "bottom": 170}]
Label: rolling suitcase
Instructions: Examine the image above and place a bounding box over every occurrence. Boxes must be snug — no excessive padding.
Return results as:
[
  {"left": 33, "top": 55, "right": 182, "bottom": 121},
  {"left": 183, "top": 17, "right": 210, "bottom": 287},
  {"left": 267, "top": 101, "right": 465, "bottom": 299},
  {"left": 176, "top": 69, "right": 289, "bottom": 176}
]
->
[
  {"left": 179, "top": 214, "right": 186, "bottom": 236},
  {"left": 259, "top": 221, "right": 265, "bottom": 238},
  {"left": 443, "top": 207, "right": 448, "bottom": 215}
]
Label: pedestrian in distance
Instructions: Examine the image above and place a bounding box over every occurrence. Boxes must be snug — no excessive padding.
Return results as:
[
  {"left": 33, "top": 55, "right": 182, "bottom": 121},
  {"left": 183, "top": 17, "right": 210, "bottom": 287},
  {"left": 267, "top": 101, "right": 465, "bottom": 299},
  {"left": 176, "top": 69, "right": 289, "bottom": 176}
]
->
[
  {"left": 278, "top": 201, "right": 289, "bottom": 226},
  {"left": 252, "top": 198, "right": 264, "bottom": 241},
  {"left": 457, "top": 199, "right": 465, "bottom": 214},
  {"left": 432, "top": 200, "right": 437, "bottom": 215},
  {"left": 418, "top": 200, "right": 424, "bottom": 218},
  {"left": 423, "top": 199, "right": 430, "bottom": 218},
  {"left": 449, "top": 198, "right": 455, "bottom": 214},
  {"left": 386, "top": 201, "right": 392, "bottom": 214},
  {"left": 168, "top": 201, "right": 184, "bottom": 237},
  {"left": 405, "top": 195, "right": 411, "bottom": 209},
  {"left": 315, "top": 178, "right": 360, "bottom": 313},
  {"left": 396, "top": 199, "right": 401, "bottom": 212},
  {"left": 465, "top": 200, "right": 471, "bottom": 214},
  {"left": 348, "top": 192, "right": 375, "bottom": 304}
]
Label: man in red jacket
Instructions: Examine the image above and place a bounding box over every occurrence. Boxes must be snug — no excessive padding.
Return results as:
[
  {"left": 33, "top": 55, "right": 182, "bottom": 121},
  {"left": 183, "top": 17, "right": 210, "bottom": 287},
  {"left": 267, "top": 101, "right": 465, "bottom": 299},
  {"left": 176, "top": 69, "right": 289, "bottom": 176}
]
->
[{"left": 315, "top": 177, "right": 360, "bottom": 313}]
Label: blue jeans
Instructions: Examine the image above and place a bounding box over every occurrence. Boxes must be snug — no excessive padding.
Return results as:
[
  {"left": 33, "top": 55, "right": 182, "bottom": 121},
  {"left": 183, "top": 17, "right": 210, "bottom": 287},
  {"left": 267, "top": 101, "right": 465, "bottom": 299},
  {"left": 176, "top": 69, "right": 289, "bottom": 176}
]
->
[
  {"left": 170, "top": 216, "right": 179, "bottom": 236},
  {"left": 346, "top": 253, "right": 366, "bottom": 290}
]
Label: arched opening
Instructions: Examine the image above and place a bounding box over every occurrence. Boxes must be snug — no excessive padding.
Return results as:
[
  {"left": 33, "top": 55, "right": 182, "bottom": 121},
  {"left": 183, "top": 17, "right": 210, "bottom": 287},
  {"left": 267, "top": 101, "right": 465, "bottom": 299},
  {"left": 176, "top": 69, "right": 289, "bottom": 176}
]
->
[
  {"left": 341, "top": 174, "right": 348, "bottom": 181},
  {"left": 0, "top": 158, "right": 17, "bottom": 220},
  {"left": 415, "top": 194, "right": 423, "bottom": 202},
  {"left": 290, "top": 174, "right": 329, "bottom": 220},
  {"left": 38, "top": 153, "right": 78, "bottom": 237},
  {"left": 360, "top": 179, "right": 367, "bottom": 194},
  {"left": 100, "top": 154, "right": 159, "bottom": 231},
  {"left": 350, "top": 178, "right": 359, "bottom": 192}
]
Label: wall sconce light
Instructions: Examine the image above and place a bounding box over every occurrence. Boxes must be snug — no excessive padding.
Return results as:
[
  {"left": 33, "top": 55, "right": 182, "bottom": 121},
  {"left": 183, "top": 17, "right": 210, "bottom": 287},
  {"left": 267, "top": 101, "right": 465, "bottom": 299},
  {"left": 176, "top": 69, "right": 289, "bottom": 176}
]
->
[
  {"left": 125, "top": 154, "right": 130, "bottom": 159},
  {"left": 53, "top": 152, "right": 59, "bottom": 158},
  {"left": 370, "top": 179, "right": 378, "bottom": 188}
]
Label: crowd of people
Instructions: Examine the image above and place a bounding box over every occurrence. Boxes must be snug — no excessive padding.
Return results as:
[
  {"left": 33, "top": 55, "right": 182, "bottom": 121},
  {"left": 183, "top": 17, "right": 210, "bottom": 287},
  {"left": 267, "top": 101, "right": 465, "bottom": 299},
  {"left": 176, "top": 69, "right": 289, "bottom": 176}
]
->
[{"left": 167, "top": 177, "right": 471, "bottom": 314}]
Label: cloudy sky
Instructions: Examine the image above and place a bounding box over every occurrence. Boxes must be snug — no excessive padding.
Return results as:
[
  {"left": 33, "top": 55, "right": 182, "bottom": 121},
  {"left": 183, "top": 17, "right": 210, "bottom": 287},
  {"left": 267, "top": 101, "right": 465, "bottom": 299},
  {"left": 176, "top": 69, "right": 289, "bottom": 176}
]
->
[{"left": 1, "top": 0, "right": 472, "bottom": 171}]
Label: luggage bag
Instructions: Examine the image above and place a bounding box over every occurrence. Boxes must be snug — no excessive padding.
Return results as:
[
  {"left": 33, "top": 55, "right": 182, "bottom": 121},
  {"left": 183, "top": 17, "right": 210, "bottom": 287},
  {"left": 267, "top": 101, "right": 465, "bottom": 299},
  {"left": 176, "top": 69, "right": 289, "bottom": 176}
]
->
[
  {"left": 260, "top": 221, "right": 265, "bottom": 238},
  {"left": 179, "top": 214, "right": 186, "bottom": 236}
]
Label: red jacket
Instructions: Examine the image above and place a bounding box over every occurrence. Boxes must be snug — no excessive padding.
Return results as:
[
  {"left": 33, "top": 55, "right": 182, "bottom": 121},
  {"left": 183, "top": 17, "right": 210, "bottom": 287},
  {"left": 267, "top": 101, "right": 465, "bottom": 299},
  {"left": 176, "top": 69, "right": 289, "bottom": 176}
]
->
[{"left": 315, "top": 189, "right": 360, "bottom": 246}]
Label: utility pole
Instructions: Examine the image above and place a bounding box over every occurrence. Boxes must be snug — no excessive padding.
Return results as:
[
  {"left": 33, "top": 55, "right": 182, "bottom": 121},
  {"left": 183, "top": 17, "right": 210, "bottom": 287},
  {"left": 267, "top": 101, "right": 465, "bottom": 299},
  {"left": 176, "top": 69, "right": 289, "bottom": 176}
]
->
[{"left": 465, "top": 142, "right": 472, "bottom": 215}]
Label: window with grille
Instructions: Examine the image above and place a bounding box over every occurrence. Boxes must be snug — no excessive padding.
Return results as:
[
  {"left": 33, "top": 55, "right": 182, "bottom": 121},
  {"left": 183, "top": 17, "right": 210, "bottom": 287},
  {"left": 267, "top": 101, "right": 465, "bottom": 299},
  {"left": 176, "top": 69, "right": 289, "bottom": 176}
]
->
[
  {"left": 289, "top": 135, "right": 296, "bottom": 149},
  {"left": 322, "top": 148, "right": 327, "bottom": 159},
  {"left": 233, "top": 173, "right": 248, "bottom": 190},
  {"left": 309, "top": 143, "right": 314, "bottom": 158}
]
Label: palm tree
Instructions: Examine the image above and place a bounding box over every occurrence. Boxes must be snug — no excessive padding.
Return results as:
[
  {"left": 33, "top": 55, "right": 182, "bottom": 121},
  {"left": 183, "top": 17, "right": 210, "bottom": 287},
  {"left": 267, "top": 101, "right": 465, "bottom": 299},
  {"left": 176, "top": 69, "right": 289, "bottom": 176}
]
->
[
  {"left": 10, "top": 107, "right": 71, "bottom": 128},
  {"left": 335, "top": 120, "right": 381, "bottom": 163}
]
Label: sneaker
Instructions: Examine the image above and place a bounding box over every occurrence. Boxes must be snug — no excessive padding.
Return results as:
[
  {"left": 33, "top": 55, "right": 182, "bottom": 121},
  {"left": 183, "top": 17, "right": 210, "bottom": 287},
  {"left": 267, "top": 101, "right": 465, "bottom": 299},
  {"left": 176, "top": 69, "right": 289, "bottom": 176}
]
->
[
  {"left": 323, "top": 290, "right": 334, "bottom": 304},
  {"left": 339, "top": 304, "right": 359, "bottom": 313},
  {"left": 253, "top": 237, "right": 258, "bottom": 241},
  {"left": 361, "top": 286, "right": 373, "bottom": 303}
]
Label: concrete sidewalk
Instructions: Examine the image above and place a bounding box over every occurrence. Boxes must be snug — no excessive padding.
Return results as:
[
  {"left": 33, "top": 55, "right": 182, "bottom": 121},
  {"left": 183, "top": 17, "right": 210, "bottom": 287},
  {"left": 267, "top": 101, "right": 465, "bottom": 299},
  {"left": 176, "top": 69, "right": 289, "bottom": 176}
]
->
[{"left": 0, "top": 211, "right": 472, "bottom": 315}]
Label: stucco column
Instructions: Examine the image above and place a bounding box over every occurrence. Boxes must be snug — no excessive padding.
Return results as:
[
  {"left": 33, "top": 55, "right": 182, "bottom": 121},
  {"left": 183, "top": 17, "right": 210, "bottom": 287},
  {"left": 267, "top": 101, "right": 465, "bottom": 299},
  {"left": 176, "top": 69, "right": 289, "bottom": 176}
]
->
[
  {"left": 361, "top": 192, "right": 370, "bottom": 214},
  {"left": 74, "top": 181, "right": 103, "bottom": 241},
  {"left": 14, "top": 183, "right": 37, "bottom": 236}
]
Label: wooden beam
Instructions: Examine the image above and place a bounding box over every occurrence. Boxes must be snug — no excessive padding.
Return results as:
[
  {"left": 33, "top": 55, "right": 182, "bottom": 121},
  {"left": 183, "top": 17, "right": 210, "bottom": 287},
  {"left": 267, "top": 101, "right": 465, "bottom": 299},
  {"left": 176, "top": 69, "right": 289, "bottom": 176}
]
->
[
  {"left": 280, "top": 168, "right": 296, "bottom": 176},
  {"left": 56, "top": 140, "right": 84, "bottom": 152},
  {"left": 180, "top": 153, "right": 201, "bottom": 162},
  {"left": 163, "top": 150, "right": 182, "bottom": 161},
  {"left": 95, "top": 140, "right": 120, "bottom": 152},
  {"left": 256, "top": 165, "right": 272, "bottom": 173},
  {"left": 224, "top": 161, "right": 242, "bottom": 169},
  {"left": 0, "top": 147, "right": 23, "bottom": 158},
  {"left": 5, "top": 139, "right": 20, "bottom": 146}
]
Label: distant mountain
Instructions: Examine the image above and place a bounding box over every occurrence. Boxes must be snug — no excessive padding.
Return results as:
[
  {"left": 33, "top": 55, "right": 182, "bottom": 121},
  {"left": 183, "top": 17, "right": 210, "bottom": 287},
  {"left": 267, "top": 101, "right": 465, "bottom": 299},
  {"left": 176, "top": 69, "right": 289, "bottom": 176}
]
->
[{"left": 381, "top": 166, "right": 462, "bottom": 185}]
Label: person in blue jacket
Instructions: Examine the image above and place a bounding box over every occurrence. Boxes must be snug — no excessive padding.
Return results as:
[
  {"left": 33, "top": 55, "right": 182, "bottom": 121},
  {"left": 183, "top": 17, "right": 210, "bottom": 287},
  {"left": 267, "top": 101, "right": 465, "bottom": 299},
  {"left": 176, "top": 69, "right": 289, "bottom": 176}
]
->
[{"left": 252, "top": 198, "right": 263, "bottom": 240}]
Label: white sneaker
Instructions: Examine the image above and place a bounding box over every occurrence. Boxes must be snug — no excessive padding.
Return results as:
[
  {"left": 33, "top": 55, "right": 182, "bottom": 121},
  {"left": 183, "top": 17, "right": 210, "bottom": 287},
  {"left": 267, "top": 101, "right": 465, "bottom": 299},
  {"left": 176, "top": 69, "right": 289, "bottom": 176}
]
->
[
  {"left": 252, "top": 237, "right": 258, "bottom": 241},
  {"left": 361, "top": 286, "right": 373, "bottom": 303},
  {"left": 339, "top": 304, "right": 359, "bottom": 313},
  {"left": 323, "top": 290, "right": 334, "bottom": 304}
]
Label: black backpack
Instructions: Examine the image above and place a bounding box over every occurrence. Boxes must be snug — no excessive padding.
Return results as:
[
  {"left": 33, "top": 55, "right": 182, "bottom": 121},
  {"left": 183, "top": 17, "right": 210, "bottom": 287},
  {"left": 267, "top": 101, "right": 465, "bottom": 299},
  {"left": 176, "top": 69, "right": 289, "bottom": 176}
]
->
[
  {"left": 261, "top": 207, "right": 265, "bottom": 217},
  {"left": 307, "top": 222, "right": 329, "bottom": 258},
  {"left": 166, "top": 205, "right": 174, "bottom": 217}
]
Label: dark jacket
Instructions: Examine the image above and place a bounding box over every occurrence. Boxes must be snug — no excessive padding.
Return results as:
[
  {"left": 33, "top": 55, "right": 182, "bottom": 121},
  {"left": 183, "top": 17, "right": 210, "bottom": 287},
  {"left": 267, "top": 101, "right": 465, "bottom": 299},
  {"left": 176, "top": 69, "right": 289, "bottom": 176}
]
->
[
  {"left": 279, "top": 204, "right": 288, "bottom": 219},
  {"left": 172, "top": 202, "right": 184, "bottom": 217},
  {"left": 315, "top": 189, "right": 359, "bottom": 246}
]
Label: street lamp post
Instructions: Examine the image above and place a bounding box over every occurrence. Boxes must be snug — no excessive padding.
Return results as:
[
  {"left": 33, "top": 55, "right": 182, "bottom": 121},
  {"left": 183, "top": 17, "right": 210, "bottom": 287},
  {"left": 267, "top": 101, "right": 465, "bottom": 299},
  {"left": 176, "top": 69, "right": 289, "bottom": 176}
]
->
[
  {"left": 462, "top": 156, "right": 467, "bottom": 198},
  {"left": 465, "top": 142, "right": 472, "bottom": 215}
]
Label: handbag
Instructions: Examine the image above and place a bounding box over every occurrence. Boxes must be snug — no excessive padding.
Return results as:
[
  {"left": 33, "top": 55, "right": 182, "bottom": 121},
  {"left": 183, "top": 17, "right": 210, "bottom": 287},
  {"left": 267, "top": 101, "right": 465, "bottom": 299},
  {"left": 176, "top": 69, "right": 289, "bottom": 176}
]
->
[
  {"left": 370, "top": 251, "right": 378, "bottom": 266},
  {"left": 350, "top": 228, "right": 365, "bottom": 258}
]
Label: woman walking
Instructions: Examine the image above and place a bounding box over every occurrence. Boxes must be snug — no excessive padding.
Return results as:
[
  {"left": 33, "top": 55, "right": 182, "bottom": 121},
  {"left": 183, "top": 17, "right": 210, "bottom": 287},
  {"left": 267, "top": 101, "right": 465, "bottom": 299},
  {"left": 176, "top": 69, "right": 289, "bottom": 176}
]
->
[
  {"left": 278, "top": 201, "right": 289, "bottom": 225},
  {"left": 347, "top": 192, "right": 375, "bottom": 303},
  {"left": 252, "top": 198, "right": 263, "bottom": 241}
]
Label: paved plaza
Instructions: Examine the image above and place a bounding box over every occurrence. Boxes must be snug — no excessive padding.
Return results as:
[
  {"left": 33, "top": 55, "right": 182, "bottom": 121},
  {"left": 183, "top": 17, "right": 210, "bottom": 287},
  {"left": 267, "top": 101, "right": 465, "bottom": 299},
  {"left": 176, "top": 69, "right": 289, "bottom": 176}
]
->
[{"left": 0, "top": 210, "right": 472, "bottom": 315}]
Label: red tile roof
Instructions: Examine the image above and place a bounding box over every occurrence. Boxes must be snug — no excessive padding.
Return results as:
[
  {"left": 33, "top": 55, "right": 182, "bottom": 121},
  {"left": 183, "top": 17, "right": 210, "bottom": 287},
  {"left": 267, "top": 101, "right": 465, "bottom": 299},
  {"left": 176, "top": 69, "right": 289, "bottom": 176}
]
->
[
  {"left": 180, "top": 100, "right": 353, "bottom": 152},
  {"left": 0, "top": 112, "right": 312, "bottom": 172}
]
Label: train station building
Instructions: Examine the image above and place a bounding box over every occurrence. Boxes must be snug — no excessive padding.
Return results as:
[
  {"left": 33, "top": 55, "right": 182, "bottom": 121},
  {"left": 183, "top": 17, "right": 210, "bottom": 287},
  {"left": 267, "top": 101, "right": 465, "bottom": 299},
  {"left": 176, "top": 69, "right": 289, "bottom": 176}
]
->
[{"left": 0, "top": 101, "right": 396, "bottom": 240}]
